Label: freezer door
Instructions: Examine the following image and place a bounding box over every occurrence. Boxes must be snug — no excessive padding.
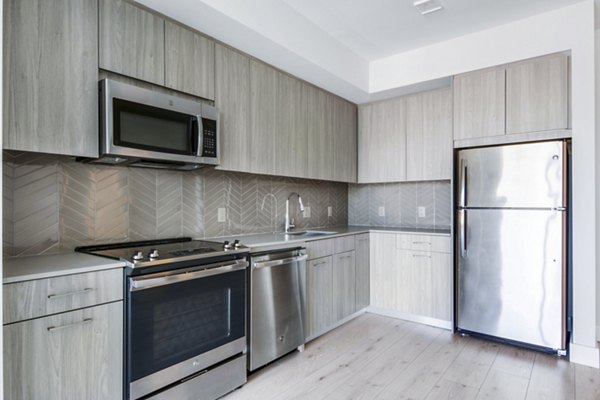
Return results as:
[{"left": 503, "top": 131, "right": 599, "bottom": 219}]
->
[
  {"left": 458, "top": 141, "right": 566, "bottom": 208},
  {"left": 457, "top": 209, "right": 565, "bottom": 350}
]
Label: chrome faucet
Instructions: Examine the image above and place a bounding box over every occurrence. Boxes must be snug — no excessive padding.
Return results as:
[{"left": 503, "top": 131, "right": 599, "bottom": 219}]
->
[{"left": 285, "top": 192, "right": 304, "bottom": 233}]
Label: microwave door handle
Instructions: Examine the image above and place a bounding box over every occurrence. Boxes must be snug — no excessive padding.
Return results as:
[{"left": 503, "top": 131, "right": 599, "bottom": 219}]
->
[{"left": 196, "top": 115, "right": 203, "bottom": 157}]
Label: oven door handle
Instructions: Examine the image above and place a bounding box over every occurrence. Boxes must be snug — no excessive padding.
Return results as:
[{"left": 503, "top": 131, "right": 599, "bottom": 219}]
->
[
  {"left": 130, "top": 259, "right": 248, "bottom": 291},
  {"left": 253, "top": 254, "right": 307, "bottom": 269}
]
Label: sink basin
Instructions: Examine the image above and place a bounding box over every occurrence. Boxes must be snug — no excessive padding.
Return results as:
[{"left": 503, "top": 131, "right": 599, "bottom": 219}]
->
[{"left": 285, "top": 230, "right": 337, "bottom": 238}]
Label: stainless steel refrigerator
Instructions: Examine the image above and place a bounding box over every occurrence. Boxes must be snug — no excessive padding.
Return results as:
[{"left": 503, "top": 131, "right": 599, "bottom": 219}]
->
[{"left": 456, "top": 140, "right": 568, "bottom": 354}]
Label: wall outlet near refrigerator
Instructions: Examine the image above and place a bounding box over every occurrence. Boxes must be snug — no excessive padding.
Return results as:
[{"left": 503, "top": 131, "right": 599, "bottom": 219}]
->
[
  {"left": 378, "top": 206, "right": 385, "bottom": 217},
  {"left": 218, "top": 208, "right": 227, "bottom": 222},
  {"left": 418, "top": 206, "right": 426, "bottom": 218},
  {"left": 327, "top": 206, "right": 333, "bottom": 217},
  {"left": 303, "top": 207, "right": 311, "bottom": 218}
]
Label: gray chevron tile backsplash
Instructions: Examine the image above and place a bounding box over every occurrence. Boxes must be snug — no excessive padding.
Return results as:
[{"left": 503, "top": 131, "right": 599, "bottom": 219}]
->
[
  {"left": 348, "top": 180, "right": 452, "bottom": 230},
  {"left": 3, "top": 151, "right": 348, "bottom": 256}
]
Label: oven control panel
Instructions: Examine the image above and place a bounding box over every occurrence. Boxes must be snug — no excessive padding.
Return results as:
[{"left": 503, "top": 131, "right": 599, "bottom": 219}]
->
[{"left": 201, "top": 118, "right": 217, "bottom": 158}]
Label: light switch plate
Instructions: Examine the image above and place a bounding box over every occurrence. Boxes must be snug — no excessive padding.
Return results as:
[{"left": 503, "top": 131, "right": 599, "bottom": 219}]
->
[
  {"left": 378, "top": 206, "right": 385, "bottom": 217},
  {"left": 418, "top": 206, "right": 426, "bottom": 218},
  {"left": 327, "top": 206, "right": 333, "bottom": 217},
  {"left": 218, "top": 208, "right": 227, "bottom": 222},
  {"left": 304, "top": 207, "right": 311, "bottom": 218}
]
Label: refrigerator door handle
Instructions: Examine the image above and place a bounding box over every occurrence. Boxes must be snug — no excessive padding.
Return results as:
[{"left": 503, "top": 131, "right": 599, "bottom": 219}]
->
[
  {"left": 459, "top": 159, "right": 467, "bottom": 208},
  {"left": 459, "top": 209, "right": 467, "bottom": 257}
]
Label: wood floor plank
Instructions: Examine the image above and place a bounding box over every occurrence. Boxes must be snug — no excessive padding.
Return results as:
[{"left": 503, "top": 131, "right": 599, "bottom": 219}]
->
[
  {"left": 476, "top": 369, "right": 529, "bottom": 400},
  {"left": 442, "top": 337, "right": 500, "bottom": 388},
  {"left": 424, "top": 379, "right": 479, "bottom": 400},
  {"left": 574, "top": 364, "right": 600, "bottom": 400},
  {"left": 490, "top": 346, "right": 535, "bottom": 379},
  {"left": 525, "top": 353, "right": 575, "bottom": 400}
]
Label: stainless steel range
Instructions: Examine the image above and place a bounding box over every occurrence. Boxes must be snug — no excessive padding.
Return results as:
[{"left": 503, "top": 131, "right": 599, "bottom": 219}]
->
[{"left": 77, "top": 237, "right": 250, "bottom": 400}]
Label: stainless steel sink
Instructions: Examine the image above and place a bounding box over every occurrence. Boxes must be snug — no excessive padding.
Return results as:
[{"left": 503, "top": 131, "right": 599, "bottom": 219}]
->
[{"left": 284, "top": 230, "right": 336, "bottom": 238}]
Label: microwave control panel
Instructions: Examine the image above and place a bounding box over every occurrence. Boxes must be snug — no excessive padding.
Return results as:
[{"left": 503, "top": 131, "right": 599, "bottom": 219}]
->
[{"left": 201, "top": 118, "right": 217, "bottom": 158}]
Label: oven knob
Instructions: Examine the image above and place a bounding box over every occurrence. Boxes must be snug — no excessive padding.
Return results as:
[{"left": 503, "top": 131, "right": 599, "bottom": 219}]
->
[
  {"left": 149, "top": 249, "right": 159, "bottom": 259},
  {"left": 132, "top": 251, "right": 143, "bottom": 261},
  {"left": 223, "top": 241, "right": 233, "bottom": 250},
  {"left": 233, "top": 240, "right": 241, "bottom": 249}
]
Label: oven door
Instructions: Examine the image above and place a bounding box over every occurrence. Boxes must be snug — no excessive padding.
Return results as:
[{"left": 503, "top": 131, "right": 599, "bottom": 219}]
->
[{"left": 127, "top": 259, "right": 247, "bottom": 400}]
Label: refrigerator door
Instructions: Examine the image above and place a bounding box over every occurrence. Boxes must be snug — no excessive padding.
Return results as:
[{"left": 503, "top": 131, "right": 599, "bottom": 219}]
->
[
  {"left": 457, "top": 208, "right": 565, "bottom": 350},
  {"left": 458, "top": 141, "right": 566, "bottom": 209}
]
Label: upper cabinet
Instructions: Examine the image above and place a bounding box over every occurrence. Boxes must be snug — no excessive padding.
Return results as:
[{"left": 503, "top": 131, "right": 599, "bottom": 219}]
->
[
  {"left": 453, "top": 66, "right": 506, "bottom": 140},
  {"left": 332, "top": 96, "right": 358, "bottom": 183},
  {"left": 306, "top": 85, "right": 334, "bottom": 180},
  {"left": 99, "top": 0, "right": 216, "bottom": 100},
  {"left": 453, "top": 53, "right": 570, "bottom": 145},
  {"left": 506, "top": 53, "right": 569, "bottom": 134},
  {"left": 3, "top": 0, "right": 98, "bottom": 157},
  {"left": 406, "top": 88, "right": 453, "bottom": 181},
  {"left": 165, "top": 21, "right": 215, "bottom": 100},
  {"left": 358, "top": 87, "right": 451, "bottom": 183},
  {"left": 99, "top": 0, "right": 165, "bottom": 86}
]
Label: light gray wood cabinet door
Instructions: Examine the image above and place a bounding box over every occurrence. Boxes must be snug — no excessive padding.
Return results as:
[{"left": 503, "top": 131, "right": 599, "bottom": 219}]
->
[
  {"left": 453, "top": 67, "right": 506, "bottom": 140},
  {"left": 431, "top": 252, "right": 452, "bottom": 321},
  {"left": 333, "top": 97, "right": 358, "bottom": 182},
  {"left": 307, "top": 85, "right": 335, "bottom": 180},
  {"left": 165, "top": 21, "right": 215, "bottom": 100},
  {"left": 307, "top": 256, "right": 333, "bottom": 337},
  {"left": 4, "top": 302, "right": 123, "bottom": 400},
  {"left": 406, "top": 88, "right": 453, "bottom": 181},
  {"left": 3, "top": 0, "right": 98, "bottom": 157},
  {"left": 358, "top": 97, "right": 407, "bottom": 183},
  {"left": 333, "top": 251, "right": 356, "bottom": 320},
  {"left": 99, "top": 0, "right": 165, "bottom": 85},
  {"left": 355, "top": 233, "right": 370, "bottom": 310},
  {"left": 249, "top": 60, "right": 278, "bottom": 175},
  {"left": 214, "top": 45, "right": 251, "bottom": 172},
  {"left": 275, "top": 74, "right": 308, "bottom": 178},
  {"left": 506, "top": 53, "right": 569, "bottom": 134}
]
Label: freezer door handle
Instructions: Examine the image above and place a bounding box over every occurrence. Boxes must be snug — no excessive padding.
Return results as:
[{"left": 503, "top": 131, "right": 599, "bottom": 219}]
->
[
  {"left": 459, "top": 159, "right": 467, "bottom": 208},
  {"left": 459, "top": 209, "right": 467, "bottom": 257}
]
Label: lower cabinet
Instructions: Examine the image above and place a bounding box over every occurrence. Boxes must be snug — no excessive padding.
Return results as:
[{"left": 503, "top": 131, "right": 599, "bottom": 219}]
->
[
  {"left": 354, "top": 234, "right": 370, "bottom": 310},
  {"left": 4, "top": 301, "right": 123, "bottom": 400},
  {"left": 332, "top": 251, "right": 356, "bottom": 321},
  {"left": 307, "top": 256, "right": 333, "bottom": 337},
  {"left": 370, "top": 232, "right": 453, "bottom": 327}
]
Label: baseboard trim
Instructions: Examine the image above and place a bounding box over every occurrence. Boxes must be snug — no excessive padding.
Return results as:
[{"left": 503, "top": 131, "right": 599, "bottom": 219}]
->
[
  {"left": 569, "top": 342, "right": 600, "bottom": 368},
  {"left": 366, "top": 306, "right": 452, "bottom": 330}
]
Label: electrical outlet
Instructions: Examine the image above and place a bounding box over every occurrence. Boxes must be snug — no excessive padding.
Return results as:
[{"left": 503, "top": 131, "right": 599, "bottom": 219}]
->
[
  {"left": 218, "top": 208, "right": 227, "bottom": 222},
  {"left": 378, "top": 206, "right": 385, "bottom": 217},
  {"left": 418, "top": 206, "right": 426, "bottom": 218},
  {"left": 327, "top": 206, "right": 333, "bottom": 217},
  {"left": 303, "top": 207, "right": 311, "bottom": 218}
]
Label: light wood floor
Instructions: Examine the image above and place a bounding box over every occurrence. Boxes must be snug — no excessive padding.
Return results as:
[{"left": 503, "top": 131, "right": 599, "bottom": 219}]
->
[{"left": 225, "top": 313, "right": 600, "bottom": 400}]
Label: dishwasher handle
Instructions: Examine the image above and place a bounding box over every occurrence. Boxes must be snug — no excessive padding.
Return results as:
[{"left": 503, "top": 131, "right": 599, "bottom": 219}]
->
[{"left": 253, "top": 254, "right": 308, "bottom": 269}]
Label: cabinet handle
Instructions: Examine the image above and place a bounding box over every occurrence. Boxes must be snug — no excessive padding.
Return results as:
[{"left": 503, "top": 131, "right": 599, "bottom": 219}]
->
[
  {"left": 314, "top": 260, "right": 328, "bottom": 266},
  {"left": 47, "top": 318, "right": 93, "bottom": 332},
  {"left": 412, "top": 254, "right": 431, "bottom": 258},
  {"left": 47, "top": 288, "right": 93, "bottom": 300},
  {"left": 412, "top": 241, "right": 431, "bottom": 245},
  {"left": 339, "top": 255, "right": 353, "bottom": 259}
]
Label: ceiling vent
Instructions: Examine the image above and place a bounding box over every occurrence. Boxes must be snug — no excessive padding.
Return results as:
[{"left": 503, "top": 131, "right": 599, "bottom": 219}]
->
[{"left": 413, "top": 0, "right": 444, "bottom": 15}]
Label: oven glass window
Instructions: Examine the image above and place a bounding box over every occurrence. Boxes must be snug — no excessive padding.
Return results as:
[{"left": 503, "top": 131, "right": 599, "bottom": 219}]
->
[
  {"left": 128, "top": 269, "right": 245, "bottom": 382},
  {"left": 113, "top": 98, "right": 197, "bottom": 155}
]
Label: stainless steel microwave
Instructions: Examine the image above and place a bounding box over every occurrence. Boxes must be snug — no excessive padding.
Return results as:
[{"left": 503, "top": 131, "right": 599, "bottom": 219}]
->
[{"left": 94, "top": 79, "right": 219, "bottom": 170}]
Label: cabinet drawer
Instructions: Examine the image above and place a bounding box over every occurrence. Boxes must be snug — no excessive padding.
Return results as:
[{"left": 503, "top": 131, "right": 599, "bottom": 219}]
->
[
  {"left": 396, "top": 234, "right": 451, "bottom": 253},
  {"left": 4, "top": 302, "right": 123, "bottom": 400},
  {"left": 333, "top": 235, "right": 355, "bottom": 254},
  {"left": 306, "top": 238, "right": 334, "bottom": 260},
  {"left": 4, "top": 268, "right": 123, "bottom": 324}
]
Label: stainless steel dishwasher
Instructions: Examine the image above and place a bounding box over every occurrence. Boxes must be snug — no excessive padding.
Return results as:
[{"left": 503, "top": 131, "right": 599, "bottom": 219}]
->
[{"left": 248, "top": 245, "right": 307, "bottom": 371}]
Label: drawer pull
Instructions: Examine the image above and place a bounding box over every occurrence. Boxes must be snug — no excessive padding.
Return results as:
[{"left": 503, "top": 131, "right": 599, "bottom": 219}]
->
[
  {"left": 314, "top": 260, "right": 328, "bottom": 266},
  {"left": 412, "top": 241, "right": 431, "bottom": 245},
  {"left": 47, "top": 288, "right": 93, "bottom": 300},
  {"left": 412, "top": 254, "right": 431, "bottom": 258},
  {"left": 339, "top": 255, "right": 353, "bottom": 259},
  {"left": 47, "top": 318, "right": 93, "bottom": 332}
]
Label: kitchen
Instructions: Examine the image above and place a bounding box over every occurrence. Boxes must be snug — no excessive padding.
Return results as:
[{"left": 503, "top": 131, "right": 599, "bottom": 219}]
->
[{"left": 1, "top": 0, "right": 600, "bottom": 399}]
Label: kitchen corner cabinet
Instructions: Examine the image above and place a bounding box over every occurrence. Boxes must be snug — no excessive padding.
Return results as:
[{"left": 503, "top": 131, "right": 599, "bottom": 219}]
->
[
  {"left": 355, "top": 233, "right": 370, "bottom": 310},
  {"left": 3, "top": 0, "right": 98, "bottom": 157},
  {"left": 165, "top": 21, "right": 215, "bottom": 100},
  {"left": 99, "top": 0, "right": 165, "bottom": 86},
  {"left": 406, "top": 88, "right": 452, "bottom": 181},
  {"left": 506, "top": 53, "right": 569, "bottom": 134}
]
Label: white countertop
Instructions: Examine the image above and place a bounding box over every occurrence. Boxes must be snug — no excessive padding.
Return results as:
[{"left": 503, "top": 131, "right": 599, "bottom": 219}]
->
[
  {"left": 209, "top": 225, "right": 451, "bottom": 251},
  {"left": 3, "top": 252, "right": 126, "bottom": 284}
]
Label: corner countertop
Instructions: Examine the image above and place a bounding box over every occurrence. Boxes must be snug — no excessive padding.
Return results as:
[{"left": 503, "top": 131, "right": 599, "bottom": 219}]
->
[
  {"left": 3, "top": 252, "right": 126, "bottom": 284},
  {"left": 209, "top": 225, "right": 451, "bottom": 251}
]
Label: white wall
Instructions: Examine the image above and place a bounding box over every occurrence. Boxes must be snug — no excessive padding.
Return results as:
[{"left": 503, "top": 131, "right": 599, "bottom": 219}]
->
[{"left": 372, "top": 0, "right": 598, "bottom": 367}]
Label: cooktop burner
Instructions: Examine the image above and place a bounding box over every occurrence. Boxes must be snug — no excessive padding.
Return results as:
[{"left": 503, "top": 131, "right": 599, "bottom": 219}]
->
[{"left": 75, "top": 237, "right": 249, "bottom": 267}]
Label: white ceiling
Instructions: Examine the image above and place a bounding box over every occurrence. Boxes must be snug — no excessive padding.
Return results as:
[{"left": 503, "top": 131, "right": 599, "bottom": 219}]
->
[{"left": 137, "top": 0, "right": 587, "bottom": 102}]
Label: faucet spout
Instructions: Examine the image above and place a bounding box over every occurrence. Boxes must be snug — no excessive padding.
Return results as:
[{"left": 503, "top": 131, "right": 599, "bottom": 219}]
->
[{"left": 285, "top": 192, "right": 304, "bottom": 233}]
